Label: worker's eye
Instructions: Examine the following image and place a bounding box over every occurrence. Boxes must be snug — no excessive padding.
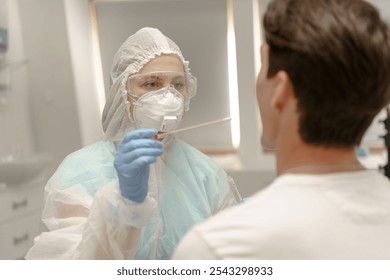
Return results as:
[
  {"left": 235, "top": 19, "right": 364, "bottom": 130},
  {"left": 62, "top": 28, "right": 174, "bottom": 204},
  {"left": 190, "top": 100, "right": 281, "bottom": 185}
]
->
[{"left": 142, "top": 81, "right": 160, "bottom": 90}]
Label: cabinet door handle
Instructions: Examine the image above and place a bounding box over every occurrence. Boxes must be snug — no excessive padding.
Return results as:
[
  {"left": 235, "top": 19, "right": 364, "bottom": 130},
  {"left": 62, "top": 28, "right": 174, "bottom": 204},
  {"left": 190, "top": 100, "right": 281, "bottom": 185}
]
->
[
  {"left": 12, "top": 199, "right": 28, "bottom": 210},
  {"left": 13, "top": 233, "right": 29, "bottom": 246}
]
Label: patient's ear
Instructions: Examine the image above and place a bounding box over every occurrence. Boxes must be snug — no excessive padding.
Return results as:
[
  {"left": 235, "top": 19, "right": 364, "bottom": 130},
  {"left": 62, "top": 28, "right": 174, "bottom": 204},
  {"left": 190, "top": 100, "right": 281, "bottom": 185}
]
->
[{"left": 270, "top": 71, "right": 293, "bottom": 112}]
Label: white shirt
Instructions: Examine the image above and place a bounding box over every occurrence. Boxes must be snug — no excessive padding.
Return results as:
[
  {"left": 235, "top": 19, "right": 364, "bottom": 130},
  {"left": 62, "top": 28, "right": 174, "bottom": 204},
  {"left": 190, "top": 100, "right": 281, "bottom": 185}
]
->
[{"left": 172, "top": 170, "right": 390, "bottom": 259}]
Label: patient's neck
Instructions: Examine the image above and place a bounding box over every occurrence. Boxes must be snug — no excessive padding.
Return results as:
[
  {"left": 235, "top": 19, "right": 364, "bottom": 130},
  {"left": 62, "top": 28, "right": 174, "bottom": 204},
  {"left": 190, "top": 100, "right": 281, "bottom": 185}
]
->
[{"left": 276, "top": 140, "right": 363, "bottom": 176}]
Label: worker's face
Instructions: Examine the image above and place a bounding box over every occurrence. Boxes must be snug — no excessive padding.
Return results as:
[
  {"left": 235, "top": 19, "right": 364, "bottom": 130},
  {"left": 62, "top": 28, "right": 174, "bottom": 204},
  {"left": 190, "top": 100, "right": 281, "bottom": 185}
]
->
[
  {"left": 127, "top": 54, "right": 185, "bottom": 114},
  {"left": 256, "top": 44, "right": 279, "bottom": 152}
]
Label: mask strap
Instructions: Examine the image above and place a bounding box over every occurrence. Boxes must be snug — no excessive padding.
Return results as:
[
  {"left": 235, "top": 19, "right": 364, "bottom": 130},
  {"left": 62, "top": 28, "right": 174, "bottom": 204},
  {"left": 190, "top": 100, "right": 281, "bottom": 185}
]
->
[{"left": 127, "top": 92, "right": 138, "bottom": 103}]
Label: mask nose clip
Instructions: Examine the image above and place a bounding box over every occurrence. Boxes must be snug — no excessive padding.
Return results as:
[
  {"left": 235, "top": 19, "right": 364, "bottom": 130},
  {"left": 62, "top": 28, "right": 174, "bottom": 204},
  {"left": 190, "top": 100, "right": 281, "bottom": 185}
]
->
[{"left": 162, "top": 85, "right": 175, "bottom": 96}]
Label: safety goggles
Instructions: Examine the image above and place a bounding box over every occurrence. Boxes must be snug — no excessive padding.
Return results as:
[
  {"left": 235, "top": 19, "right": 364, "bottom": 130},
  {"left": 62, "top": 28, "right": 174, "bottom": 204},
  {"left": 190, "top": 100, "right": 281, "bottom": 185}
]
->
[{"left": 127, "top": 71, "right": 197, "bottom": 99}]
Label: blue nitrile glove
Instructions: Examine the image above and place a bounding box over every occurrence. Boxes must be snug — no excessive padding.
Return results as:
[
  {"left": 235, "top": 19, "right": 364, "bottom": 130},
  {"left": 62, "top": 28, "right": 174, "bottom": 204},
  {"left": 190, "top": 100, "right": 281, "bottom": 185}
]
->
[{"left": 114, "top": 129, "right": 163, "bottom": 203}]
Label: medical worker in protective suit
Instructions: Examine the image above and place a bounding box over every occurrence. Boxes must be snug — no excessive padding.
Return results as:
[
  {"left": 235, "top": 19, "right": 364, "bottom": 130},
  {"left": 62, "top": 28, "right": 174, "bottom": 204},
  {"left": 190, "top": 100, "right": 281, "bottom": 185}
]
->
[{"left": 25, "top": 27, "right": 240, "bottom": 260}]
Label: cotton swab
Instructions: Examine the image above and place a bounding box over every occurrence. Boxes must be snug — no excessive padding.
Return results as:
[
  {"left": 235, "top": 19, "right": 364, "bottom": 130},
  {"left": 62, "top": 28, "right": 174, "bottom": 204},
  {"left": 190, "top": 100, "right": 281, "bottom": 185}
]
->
[{"left": 154, "top": 117, "right": 232, "bottom": 140}]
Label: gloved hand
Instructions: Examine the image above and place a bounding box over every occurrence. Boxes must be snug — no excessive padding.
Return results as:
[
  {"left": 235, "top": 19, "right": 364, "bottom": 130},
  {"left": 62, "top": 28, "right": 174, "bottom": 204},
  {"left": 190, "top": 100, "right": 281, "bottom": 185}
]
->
[{"left": 114, "top": 129, "right": 163, "bottom": 203}]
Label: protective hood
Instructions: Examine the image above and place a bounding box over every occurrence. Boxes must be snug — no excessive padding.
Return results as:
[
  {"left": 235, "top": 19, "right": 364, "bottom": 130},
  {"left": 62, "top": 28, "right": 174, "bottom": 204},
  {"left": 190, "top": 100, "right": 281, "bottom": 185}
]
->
[{"left": 101, "top": 27, "right": 194, "bottom": 141}]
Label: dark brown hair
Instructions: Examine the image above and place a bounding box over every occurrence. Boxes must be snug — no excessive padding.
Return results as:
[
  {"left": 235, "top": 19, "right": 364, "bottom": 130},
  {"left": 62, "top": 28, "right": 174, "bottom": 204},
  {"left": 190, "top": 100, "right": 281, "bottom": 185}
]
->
[{"left": 264, "top": 0, "right": 390, "bottom": 147}]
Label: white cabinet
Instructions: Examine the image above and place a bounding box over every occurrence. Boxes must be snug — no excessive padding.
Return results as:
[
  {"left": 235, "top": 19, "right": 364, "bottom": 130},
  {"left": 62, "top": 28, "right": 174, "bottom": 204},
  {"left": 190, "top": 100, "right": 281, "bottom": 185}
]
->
[
  {"left": 0, "top": 175, "right": 45, "bottom": 259},
  {"left": 0, "top": 211, "right": 41, "bottom": 259}
]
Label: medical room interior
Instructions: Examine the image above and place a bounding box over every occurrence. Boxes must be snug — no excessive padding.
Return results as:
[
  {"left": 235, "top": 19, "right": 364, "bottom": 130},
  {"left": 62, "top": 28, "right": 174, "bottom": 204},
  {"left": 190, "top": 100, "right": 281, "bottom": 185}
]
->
[{"left": 0, "top": 0, "right": 389, "bottom": 259}]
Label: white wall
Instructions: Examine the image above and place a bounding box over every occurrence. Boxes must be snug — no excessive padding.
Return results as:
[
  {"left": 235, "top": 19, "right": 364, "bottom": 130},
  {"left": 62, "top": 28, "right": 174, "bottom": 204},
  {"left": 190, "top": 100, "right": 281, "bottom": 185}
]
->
[
  {"left": 0, "top": 0, "right": 33, "bottom": 158},
  {"left": 64, "top": 0, "right": 104, "bottom": 147},
  {"left": 18, "top": 0, "right": 84, "bottom": 176}
]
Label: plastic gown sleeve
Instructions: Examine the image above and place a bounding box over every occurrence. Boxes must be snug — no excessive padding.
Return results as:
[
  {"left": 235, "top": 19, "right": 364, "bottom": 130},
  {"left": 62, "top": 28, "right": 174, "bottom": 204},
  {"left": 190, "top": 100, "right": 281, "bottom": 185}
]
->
[
  {"left": 77, "top": 182, "right": 157, "bottom": 259},
  {"left": 26, "top": 180, "right": 157, "bottom": 259}
]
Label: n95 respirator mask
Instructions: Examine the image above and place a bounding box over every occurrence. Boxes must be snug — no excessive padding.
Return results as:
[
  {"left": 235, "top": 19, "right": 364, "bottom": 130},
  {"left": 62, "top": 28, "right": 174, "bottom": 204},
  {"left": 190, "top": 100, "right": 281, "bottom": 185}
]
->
[{"left": 130, "top": 87, "right": 184, "bottom": 133}]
